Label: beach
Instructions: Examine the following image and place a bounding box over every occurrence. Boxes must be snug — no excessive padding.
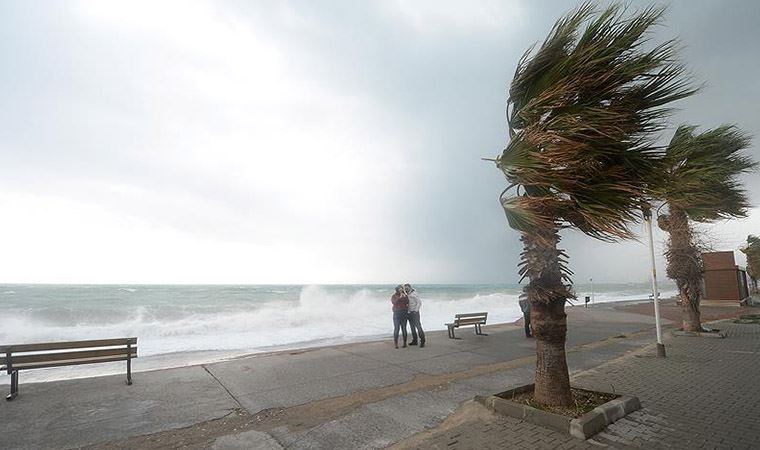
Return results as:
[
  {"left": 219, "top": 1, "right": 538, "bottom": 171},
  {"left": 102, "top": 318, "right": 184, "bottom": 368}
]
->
[{"left": 2, "top": 2, "right": 758, "bottom": 449}]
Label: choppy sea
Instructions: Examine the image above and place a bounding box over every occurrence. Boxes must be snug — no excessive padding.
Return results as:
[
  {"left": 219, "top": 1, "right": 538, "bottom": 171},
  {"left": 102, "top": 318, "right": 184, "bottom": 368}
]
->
[{"left": 0, "top": 283, "right": 674, "bottom": 382}]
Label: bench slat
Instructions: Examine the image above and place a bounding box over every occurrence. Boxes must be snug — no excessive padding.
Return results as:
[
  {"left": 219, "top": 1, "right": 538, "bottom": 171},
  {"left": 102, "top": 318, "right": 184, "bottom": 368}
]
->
[
  {"left": 8, "top": 347, "right": 138, "bottom": 365},
  {"left": 456, "top": 316, "right": 486, "bottom": 323},
  {"left": 0, "top": 338, "right": 137, "bottom": 353},
  {"left": 3, "top": 353, "right": 137, "bottom": 371},
  {"left": 454, "top": 312, "right": 487, "bottom": 319},
  {"left": 455, "top": 318, "right": 487, "bottom": 326}
]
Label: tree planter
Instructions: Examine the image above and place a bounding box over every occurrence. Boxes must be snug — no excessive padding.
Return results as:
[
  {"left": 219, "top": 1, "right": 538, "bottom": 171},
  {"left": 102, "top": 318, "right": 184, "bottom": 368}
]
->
[
  {"left": 671, "top": 328, "right": 726, "bottom": 338},
  {"left": 475, "top": 384, "right": 640, "bottom": 440}
]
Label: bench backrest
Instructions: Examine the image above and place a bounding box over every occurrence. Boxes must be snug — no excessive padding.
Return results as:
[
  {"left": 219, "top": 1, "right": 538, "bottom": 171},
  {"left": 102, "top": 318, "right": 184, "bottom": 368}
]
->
[
  {"left": 1, "top": 338, "right": 137, "bottom": 373},
  {"left": 454, "top": 312, "right": 488, "bottom": 326}
]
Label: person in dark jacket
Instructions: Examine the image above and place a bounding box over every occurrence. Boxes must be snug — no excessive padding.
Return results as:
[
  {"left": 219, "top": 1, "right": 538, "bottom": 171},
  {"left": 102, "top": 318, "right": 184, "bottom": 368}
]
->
[
  {"left": 518, "top": 297, "right": 532, "bottom": 338},
  {"left": 391, "top": 285, "right": 409, "bottom": 348}
]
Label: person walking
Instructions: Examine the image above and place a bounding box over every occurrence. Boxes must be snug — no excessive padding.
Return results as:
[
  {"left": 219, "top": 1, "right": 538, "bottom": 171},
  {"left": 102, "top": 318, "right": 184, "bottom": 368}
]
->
[
  {"left": 391, "top": 285, "right": 409, "bottom": 348},
  {"left": 404, "top": 284, "right": 425, "bottom": 348},
  {"left": 518, "top": 296, "right": 532, "bottom": 338}
]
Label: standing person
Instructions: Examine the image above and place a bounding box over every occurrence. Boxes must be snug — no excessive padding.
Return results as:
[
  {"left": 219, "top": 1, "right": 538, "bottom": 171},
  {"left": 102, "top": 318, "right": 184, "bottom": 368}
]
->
[
  {"left": 404, "top": 284, "right": 425, "bottom": 348},
  {"left": 518, "top": 296, "right": 532, "bottom": 338},
  {"left": 391, "top": 285, "right": 409, "bottom": 348}
]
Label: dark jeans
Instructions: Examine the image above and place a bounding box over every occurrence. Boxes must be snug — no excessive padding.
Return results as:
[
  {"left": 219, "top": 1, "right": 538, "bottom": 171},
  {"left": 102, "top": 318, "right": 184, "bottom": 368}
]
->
[
  {"left": 408, "top": 311, "right": 425, "bottom": 343},
  {"left": 393, "top": 310, "right": 408, "bottom": 345},
  {"left": 523, "top": 310, "right": 531, "bottom": 337}
]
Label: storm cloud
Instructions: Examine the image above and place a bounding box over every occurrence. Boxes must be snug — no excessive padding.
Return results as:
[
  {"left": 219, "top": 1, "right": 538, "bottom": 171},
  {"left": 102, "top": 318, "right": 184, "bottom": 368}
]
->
[{"left": 1, "top": 0, "right": 758, "bottom": 284}]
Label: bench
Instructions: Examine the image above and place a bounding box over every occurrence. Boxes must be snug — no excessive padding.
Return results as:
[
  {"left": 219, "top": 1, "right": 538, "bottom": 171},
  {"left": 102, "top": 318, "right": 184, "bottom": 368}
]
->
[
  {"left": 445, "top": 312, "right": 488, "bottom": 339},
  {"left": 1, "top": 337, "right": 137, "bottom": 400}
]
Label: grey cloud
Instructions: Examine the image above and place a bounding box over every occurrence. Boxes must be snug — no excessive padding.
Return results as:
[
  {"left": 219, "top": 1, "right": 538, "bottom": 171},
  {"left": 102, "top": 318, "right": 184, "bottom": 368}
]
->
[{"left": 0, "top": 0, "right": 757, "bottom": 283}]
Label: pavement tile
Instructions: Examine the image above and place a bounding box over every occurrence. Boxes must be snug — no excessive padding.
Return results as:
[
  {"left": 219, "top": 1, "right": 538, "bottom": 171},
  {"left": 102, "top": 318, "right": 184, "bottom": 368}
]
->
[{"left": 404, "top": 320, "right": 760, "bottom": 450}]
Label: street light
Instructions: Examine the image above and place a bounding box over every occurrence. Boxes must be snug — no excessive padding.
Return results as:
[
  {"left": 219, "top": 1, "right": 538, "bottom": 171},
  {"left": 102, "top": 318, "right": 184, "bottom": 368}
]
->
[{"left": 643, "top": 207, "right": 666, "bottom": 358}]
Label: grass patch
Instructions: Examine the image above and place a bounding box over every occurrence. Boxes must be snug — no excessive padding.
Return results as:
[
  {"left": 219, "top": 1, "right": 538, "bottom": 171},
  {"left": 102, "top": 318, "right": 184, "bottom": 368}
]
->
[{"left": 734, "top": 314, "right": 760, "bottom": 324}]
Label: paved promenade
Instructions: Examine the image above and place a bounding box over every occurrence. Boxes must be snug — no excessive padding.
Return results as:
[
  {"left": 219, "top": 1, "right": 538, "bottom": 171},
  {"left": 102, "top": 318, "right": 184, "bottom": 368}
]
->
[
  {"left": 398, "top": 314, "right": 760, "bottom": 449},
  {"left": 3, "top": 301, "right": 757, "bottom": 449}
]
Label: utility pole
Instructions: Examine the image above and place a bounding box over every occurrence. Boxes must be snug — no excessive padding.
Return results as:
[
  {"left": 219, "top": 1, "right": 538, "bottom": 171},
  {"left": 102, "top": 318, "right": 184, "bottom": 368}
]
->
[{"left": 643, "top": 207, "right": 666, "bottom": 357}]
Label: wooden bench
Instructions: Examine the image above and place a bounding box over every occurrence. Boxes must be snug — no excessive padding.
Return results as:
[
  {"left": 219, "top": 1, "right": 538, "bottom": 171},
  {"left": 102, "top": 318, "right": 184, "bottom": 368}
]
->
[
  {"left": 445, "top": 312, "right": 488, "bottom": 339},
  {"left": 1, "top": 337, "right": 137, "bottom": 401}
]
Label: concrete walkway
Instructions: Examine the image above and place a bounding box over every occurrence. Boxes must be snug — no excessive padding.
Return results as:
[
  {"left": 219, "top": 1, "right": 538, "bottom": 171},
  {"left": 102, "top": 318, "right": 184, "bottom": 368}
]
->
[
  {"left": 0, "top": 305, "right": 664, "bottom": 449},
  {"left": 395, "top": 316, "right": 760, "bottom": 450}
]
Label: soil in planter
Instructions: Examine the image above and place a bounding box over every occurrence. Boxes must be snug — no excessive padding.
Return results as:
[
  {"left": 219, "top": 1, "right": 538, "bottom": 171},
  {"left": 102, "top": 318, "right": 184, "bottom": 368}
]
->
[
  {"left": 503, "top": 388, "right": 617, "bottom": 418},
  {"left": 734, "top": 314, "right": 760, "bottom": 324}
]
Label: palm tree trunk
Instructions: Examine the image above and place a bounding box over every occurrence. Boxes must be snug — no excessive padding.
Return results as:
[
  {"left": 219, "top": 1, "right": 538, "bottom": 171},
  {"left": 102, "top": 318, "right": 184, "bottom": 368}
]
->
[
  {"left": 666, "top": 207, "right": 703, "bottom": 332},
  {"left": 532, "top": 300, "right": 571, "bottom": 405},
  {"left": 521, "top": 227, "right": 572, "bottom": 406}
]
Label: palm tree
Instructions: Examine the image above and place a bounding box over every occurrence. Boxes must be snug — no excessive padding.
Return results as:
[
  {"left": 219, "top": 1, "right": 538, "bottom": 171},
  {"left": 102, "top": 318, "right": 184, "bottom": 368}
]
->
[
  {"left": 740, "top": 235, "right": 760, "bottom": 294},
  {"left": 656, "top": 126, "right": 754, "bottom": 331},
  {"left": 494, "top": 3, "right": 694, "bottom": 406}
]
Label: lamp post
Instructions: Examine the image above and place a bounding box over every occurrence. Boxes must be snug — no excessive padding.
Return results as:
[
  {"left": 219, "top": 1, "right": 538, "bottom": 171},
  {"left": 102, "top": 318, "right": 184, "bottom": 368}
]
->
[{"left": 643, "top": 207, "right": 666, "bottom": 357}]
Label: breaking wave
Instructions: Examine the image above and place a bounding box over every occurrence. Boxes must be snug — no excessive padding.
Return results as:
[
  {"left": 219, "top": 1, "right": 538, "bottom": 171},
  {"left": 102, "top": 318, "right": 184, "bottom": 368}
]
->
[{"left": 0, "top": 283, "right": 673, "bottom": 359}]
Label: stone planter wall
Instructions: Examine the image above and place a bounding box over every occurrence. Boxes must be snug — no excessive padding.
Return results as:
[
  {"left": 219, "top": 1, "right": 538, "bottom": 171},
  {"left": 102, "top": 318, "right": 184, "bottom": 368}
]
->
[{"left": 476, "top": 384, "right": 641, "bottom": 440}]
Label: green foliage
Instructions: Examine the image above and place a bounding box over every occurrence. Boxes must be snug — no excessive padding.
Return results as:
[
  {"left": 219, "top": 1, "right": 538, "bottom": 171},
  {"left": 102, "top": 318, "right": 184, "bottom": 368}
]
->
[
  {"left": 657, "top": 127, "right": 755, "bottom": 327},
  {"left": 497, "top": 2, "right": 695, "bottom": 242},
  {"left": 657, "top": 125, "right": 756, "bottom": 222},
  {"left": 741, "top": 235, "right": 760, "bottom": 283}
]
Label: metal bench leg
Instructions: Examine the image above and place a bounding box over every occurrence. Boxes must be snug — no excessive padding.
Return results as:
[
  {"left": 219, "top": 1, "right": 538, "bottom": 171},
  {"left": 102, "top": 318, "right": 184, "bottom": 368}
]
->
[
  {"left": 126, "top": 343, "right": 133, "bottom": 386},
  {"left": 6, "top": 371, "right": 18, "bottom": 401}
]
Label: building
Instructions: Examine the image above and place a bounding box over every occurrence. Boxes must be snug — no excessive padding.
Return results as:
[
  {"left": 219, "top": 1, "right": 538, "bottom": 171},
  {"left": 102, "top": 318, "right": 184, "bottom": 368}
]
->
[{"left": 702, "top": 251, "right": 750, "bottom": 305}]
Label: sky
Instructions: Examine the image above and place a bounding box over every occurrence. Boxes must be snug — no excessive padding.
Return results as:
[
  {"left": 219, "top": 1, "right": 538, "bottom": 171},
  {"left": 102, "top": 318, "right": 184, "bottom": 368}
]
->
[{"left": 0, "top": 0, "right": 758, "bottom": 284}]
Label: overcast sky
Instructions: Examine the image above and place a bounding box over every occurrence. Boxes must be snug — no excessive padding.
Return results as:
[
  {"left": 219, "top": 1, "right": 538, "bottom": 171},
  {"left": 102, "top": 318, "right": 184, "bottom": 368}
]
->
[{"left": 1, "top": 0, "right": 758, "bottom": 284}]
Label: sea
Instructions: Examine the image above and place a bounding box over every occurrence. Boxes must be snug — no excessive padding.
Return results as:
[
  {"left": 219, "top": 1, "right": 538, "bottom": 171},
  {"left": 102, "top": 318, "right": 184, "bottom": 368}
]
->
[{"left": 0, "top": 283, "right": 674, "bottom": 383}]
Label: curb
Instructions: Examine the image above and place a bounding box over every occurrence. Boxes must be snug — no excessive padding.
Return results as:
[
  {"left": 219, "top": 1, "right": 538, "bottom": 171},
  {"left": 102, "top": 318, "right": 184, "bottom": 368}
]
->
[
  {"left": 671, "top": 330, "right": 726, "bottom": 338},
  {"left": 476, "top": 385, "right": 641, "bottom": 440}
]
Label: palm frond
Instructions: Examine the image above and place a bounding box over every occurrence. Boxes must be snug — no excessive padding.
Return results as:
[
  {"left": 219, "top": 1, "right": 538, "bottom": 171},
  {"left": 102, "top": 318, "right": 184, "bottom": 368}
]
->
[
  {"left": 496, "top": 1, "right": 696, "bottom": 242},
  {"left": 658, "top": 124, "right": 756, "bottom": 221}
]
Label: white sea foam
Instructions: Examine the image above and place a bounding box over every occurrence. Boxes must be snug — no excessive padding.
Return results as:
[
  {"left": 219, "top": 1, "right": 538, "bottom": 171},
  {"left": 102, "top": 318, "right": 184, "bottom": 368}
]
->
[
  {"left": 0, "top": 283, "right": 672, "bottom": 382},
  {"left": 0, "top": 286, "right": 519, "bottom": 355}
]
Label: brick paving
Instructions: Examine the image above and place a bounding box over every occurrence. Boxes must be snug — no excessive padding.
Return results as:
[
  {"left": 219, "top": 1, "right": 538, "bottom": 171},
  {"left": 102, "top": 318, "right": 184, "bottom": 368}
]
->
[
  {"left": 615, "top": 298, "right": 755, "bottom": 324},
  {"left": 403, "top": 320, "right": 760, "bottom": 450}
]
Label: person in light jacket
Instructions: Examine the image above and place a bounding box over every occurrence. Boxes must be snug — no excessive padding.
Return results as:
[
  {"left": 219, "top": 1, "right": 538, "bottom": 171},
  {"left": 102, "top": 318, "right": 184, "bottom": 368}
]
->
[{"left": 404, "top": 284, "right": 425, "bottom": 348}]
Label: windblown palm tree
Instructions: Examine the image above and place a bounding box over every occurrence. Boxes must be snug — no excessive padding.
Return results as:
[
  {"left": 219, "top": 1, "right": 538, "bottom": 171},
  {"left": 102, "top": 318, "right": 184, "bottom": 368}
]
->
[
  {"left": 741, "top": 235, "right": 760, "bottom": 294},
  {"left": 656, "top": 126, "right": 755, "bottom": 331},
  {"left": 494, "top": 3, "right": 694, "bottom": 406}
]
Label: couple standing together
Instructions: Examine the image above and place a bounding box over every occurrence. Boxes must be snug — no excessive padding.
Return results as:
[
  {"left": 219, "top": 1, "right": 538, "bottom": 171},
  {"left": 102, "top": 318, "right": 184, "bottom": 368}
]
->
[{"left": 390, "top": 284, "right": 426, "bottom": 348}]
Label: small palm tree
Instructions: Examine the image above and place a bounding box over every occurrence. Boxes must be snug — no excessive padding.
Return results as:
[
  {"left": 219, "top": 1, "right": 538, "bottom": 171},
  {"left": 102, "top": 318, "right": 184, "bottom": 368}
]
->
[
  {"left": 740, "top": 235, "right": 760, "bottom": 294},
  {"left": 494, "top": 2, "right": 694, "bottom": 406},
  {"left": 656, "top": 126, "right": 755, "bottom": 331}
]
